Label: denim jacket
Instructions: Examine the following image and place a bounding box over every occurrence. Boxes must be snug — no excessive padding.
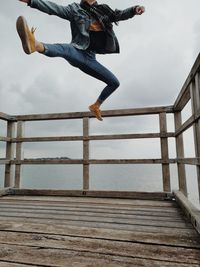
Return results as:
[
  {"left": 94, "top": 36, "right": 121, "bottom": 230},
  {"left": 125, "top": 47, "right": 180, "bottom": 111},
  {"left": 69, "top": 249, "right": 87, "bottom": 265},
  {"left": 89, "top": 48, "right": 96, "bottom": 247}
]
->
[{"left": 29, "top": 0, "right": 137, "bottom": 54}]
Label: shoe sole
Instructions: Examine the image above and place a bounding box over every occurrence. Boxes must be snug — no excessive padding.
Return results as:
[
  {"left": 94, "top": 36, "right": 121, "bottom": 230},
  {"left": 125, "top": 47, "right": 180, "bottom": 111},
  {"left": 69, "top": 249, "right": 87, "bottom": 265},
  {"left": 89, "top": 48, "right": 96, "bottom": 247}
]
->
[
  {"left": 16, "top": 16, "right": 31, "bottom": 54},
  {"left": 89, "top": 106, "right": 103, "bottom": 121}
]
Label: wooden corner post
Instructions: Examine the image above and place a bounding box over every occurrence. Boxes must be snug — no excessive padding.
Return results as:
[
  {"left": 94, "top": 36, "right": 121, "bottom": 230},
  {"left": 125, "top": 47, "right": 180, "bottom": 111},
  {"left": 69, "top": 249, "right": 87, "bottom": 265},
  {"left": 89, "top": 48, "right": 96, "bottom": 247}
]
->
[
  {"left": 174, "top": 111, "right": 187, "bottom": 196},
  {"left": 14, "top": 121, "right": 24, "bottom": 188},
  {"left": 190, "top": 73, "right": 200, "bottom": 202},
  {"left": 83, "top": 117, "right": 89, "bottom": 191},
  {"left": 4, "top": 121, "right": 15, "bottom": 187},
  {"left": 159, "top": 112, "right": 171, "bottom": 192}
]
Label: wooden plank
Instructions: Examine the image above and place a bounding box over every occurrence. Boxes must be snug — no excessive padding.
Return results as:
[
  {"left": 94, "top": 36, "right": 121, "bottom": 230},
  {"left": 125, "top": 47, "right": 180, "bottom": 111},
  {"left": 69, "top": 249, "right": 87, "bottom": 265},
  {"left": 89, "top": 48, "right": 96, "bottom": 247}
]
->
[
  {"left": 0, "top": 238, "right": 199, "bottom": 265},
  {"left": 176, "top": 157, "right": 200, "bottom": 165},
  {"left": 14, "top": 121, "right": 24, "bottom": 188},
  {"left": 11, "top": 132, "right": 175, "bottom": 143},
  {"left": 0, "top": 196, "right": 177, "bottom": 207},
  {"left": 0, "top": 214, "right": 195, "bottom": 235},
  {"left": 174, "top": 110, "right": 200, "bottom": 137},
  {"left": 0, "top": 263, "right": 39, "bottom": 267},
  {"left": 13, "top": 106, "right": 174, "bottom": 122},
  {"left": 12, "top": 136, "right": 83, "bottom": 142},
  {"left": 0, "top": 244, "right": 199, "bottom": 267},
  {"left": 174, "top": 53, "right": 200, "bottom": 111},
  {"left": 4, "top": 122, "right": 15, "bottom": 188},
  {"left": 89, "top": 132, "right": 175, "bottom": 140},
  {"left": 11, "top": 159, "right": 83, "bottom": 165},
  {"left": 174, "top": 112, "right": 187, "bottom": 196},
  {"left": 10, "top": 158, "right": 176, "bottom": 165},
  {"left": 83, "top": 117, "right": 89, "bottom": 190},
  {"left": 175, "top": 114, "right": 195, "bottom": 137},
  {"left": 0, "top": 220, "right": 199, "bottom": 248},
  {"left": 89, "top": 159, "right": 176, "bottom": 164},
  {"left": 174, "top": 84, "right": 190, "bottom": 112},
  {"left": 0, "top": 205, "right": 185, "bottom": 222},
  {"left": 9, "top": 189, "right": 173, "bottom": 200},
  {"left": 0, "top": 201, "right": 183, "bottom": 216},
  {"left": 0, "top": 112, "right": 14, "bottom": 121},
  {"left": 0, "top": 188, "right": 11, "bottom": 197},
  {"left": 190, "top": 74, "right": 200, "bottom": 203},
  {"left": 159, "top": 113, "right": 171, "bottom": 192},
  {"left": 0, "top": 159, "right": 10, "bottom": 165},
  {"left": 0, "top": 209, "right": 192, "bottom": 229},
  {"left": 0, "top": 231, "right": 199, "bottom": 259},
  {"left": 0, "top": 137, "right": 10, "bottom": 142},
  {"left": 0, "top": 198, "right": 180, "bottom": 210},
  {"left": 174, "top": 191, "right": 200, "bottom": 235}
]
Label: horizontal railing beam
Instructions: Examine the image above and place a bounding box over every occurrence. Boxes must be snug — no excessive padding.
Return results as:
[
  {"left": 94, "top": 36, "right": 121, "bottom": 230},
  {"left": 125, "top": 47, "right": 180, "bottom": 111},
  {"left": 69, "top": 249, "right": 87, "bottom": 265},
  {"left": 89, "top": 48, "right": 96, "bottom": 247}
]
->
[
  {"left": 0, "top": 112, "right": 15, "bottom": 121},
  {"left": 12, "top": 136, "right": 83, "bottom": 143},
  {"left": 0, "top": 159, "right": 10, "bottom": 165},
  {"left": 9, "top": 157, "right": 200, "bottom": 166},
  {"left": 89, "top": 133, "right": 174, "bottom": 140},
  {"left": 9, "top": 188, "right": 173, "bottom": 200},
  {"left": 0, "top": 137, "right": 10, "bottom": 142},
  {"left": 175, "top": 110, "right": 200, "bottom": 137},
  {"left": 9, "top": 189, "right": 173, "bottom": 200},
  {"left": 176, "top": 158, "right": 200, "bottom": 166},
  {"left": 11, "top": 106, "right": 174, "bottom": 122},
  {"left": 11, "top": 159, "right": 83, "bottom": 165},
  {"left": 89, "top": 159, "right": 176, "bottom": 164},
  {"left": 174, "top": 53, "right": 200, "bottom": 111},
  {"left": 10, "top": 158, "right": 176, "bottom": 165},
  {"left": 11, "top": 132, "right": 175, "bottom": 143}
]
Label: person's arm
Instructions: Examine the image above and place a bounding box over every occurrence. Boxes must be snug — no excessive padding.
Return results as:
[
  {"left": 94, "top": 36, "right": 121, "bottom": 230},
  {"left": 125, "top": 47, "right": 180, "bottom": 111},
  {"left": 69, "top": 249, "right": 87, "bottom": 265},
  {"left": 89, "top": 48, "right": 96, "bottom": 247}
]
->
[
  {"left": 19, "top": 0, "right": 73, "bottom": 21},
  {"left": 111, "top": 5, "right": 145, "bottom": 22}
]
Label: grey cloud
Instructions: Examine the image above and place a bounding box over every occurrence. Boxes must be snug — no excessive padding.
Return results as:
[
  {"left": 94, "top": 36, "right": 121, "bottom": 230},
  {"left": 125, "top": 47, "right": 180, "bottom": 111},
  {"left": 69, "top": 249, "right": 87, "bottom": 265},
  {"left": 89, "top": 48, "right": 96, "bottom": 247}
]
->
[{"left": 0, "top": 0, "right": 200, "bottom": 207}]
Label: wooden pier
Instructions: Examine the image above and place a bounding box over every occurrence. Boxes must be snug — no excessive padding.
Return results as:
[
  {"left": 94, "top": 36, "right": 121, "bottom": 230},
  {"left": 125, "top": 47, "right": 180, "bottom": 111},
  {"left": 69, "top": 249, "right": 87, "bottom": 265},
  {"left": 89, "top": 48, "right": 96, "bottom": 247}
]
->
[
  {"left": 0, "top": 54, "right": 200, "bottom": 266},
  {"left": 0, "top": 191, "right": 199, "bottom": 266}
]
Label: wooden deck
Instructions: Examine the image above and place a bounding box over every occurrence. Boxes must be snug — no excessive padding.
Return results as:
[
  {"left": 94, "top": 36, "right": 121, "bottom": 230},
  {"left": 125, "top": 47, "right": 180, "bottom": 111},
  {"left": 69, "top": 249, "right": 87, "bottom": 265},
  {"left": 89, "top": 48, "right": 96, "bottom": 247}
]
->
[{"left": 0, "top": 195, "right": 199, "bottom": 267}]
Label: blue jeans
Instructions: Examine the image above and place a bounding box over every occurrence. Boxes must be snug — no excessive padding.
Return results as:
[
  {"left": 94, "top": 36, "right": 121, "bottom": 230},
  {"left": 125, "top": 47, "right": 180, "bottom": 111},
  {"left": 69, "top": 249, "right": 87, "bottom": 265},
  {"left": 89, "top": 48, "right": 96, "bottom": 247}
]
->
[{"left": 43, "top": 43, "right": 120, "bottom": 103}]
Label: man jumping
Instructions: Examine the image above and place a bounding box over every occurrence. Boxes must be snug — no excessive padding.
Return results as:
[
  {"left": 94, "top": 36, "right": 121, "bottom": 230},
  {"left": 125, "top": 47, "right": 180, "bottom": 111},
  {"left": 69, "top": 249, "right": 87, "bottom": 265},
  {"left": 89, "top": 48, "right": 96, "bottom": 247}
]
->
[{"left": 17, "top": 0, "right": 145, "bottom": 121}]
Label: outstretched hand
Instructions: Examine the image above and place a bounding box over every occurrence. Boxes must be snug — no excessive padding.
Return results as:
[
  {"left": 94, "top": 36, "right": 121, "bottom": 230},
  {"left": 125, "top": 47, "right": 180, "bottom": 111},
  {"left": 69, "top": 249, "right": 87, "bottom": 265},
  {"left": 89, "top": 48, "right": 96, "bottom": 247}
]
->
[{"left": 135, "top": 6, "right": 145, "bottom": 15}]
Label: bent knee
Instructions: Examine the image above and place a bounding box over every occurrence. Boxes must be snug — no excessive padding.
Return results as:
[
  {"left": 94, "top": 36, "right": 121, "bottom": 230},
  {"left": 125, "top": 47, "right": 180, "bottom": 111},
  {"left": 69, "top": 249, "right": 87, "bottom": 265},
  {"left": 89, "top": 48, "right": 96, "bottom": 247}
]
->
[{"left": 110, "top": 78, "right": 120, "bottom": 89}]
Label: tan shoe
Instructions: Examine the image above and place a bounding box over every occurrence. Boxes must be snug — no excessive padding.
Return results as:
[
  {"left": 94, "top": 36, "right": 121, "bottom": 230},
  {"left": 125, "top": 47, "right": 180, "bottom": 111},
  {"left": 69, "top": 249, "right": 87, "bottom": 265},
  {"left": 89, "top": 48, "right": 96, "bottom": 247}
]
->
[
  {"left": 16, "top": 16, "right": 36, "bottom": 54},
  {"left": 89, "top": 104, "right": 103, "bottom": 121}
]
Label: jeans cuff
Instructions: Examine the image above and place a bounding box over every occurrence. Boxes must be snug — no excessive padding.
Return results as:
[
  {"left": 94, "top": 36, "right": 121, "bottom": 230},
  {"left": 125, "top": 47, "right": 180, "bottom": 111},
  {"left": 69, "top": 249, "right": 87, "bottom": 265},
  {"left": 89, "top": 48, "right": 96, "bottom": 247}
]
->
[{"left": 42, "top": 43, "right": 48, "bottom": 55}]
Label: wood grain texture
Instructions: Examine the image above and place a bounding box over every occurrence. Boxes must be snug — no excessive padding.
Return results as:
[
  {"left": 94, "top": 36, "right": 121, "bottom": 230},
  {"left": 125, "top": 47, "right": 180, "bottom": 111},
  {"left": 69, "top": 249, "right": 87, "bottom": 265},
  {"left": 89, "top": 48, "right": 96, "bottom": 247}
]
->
[
  {"left": 174, "top": 52, "right": 200, "bottom": 111},
  {"left": 4, "top": 122, "right": 15, "bottom": 188},
  {"left": 159, "top": 113, "right": 171, "bottom": 192},
  {"left": 174, "top": 111, "right": 187, "bottom": 196},
  {"left": 12, "top": 106, "right": 174, "bottom": 122},
  {"left": 0, "top": 195, "right": 199, "bottom": 266}
]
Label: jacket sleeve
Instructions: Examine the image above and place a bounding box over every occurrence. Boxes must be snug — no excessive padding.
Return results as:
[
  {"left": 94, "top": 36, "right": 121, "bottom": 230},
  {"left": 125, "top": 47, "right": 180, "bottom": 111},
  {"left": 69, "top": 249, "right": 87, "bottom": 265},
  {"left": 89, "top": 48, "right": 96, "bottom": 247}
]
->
[
  {"left": 29, "top": 0, "right": 73, "bottom": 21},
  {"left": 112, "top": 6, "right": 138, "bottom": 22}
]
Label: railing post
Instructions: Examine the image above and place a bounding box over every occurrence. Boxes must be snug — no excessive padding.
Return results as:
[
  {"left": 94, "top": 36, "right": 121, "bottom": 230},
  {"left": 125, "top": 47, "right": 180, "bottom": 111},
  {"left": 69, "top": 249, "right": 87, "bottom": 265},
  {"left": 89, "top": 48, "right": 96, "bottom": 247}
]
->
[
  {"left": 190, "top": 73, "right": 200, "bottom": 202},
  {"left": 83, "top": 117, "right": 89, "bottom": 190},
  {"left": 159, "top": 113, "right": 171, "bottom": 192},
  {"left": 174, "top": 112, "right": 187, "bottom": 196},
  {"left": 4, "top": 121, "right": 15, "bottom": 188},
  {"left": 14, "top": 121, "right": 24, "bottom": 188}
]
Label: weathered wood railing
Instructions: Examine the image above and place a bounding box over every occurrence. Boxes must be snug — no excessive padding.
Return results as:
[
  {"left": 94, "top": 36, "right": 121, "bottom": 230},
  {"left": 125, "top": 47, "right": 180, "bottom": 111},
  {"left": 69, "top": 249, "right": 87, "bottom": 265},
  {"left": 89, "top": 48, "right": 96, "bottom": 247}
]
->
[
  {"left": 173, "top": 53, "right": 200, "bottom": 203},
  {"left": 0, "top": 54, "right": 200, "bottom": 208},
  {"left": 1, "top": 106, "right": 174, "bottom": 192}
]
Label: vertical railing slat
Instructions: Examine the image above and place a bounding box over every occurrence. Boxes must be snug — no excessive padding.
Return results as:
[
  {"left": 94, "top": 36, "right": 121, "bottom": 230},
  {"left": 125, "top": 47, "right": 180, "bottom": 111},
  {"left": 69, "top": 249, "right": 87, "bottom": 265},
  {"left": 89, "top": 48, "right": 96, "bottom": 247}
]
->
[
  {"left": 83, "top": 117, "right": 89, "bottom": 190},
  {"left": 159, "top": 113, "right": 171, "bottom": 192},
  {"left": 15, "top": 121, "right": 24, "bottom": 188},
  {"left": 174, "top": 112, "right": 187, "bottom": 196},
  {"left": 4, "top": 121, "right": 15, "bottom": 187},
  {"left": 190, "top": 73, "right": 200, "bottom": 202}
]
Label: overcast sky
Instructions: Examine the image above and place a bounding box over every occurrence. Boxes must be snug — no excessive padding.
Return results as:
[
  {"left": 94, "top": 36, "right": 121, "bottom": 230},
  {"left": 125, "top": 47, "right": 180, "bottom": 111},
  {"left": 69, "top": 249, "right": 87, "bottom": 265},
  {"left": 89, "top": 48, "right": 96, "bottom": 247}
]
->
[
  {"left": 0, "top": 0, "right": 199, "bottom": 114},
  {"left": 0, "top": 0, "right": 200, "bottom": 206}
]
